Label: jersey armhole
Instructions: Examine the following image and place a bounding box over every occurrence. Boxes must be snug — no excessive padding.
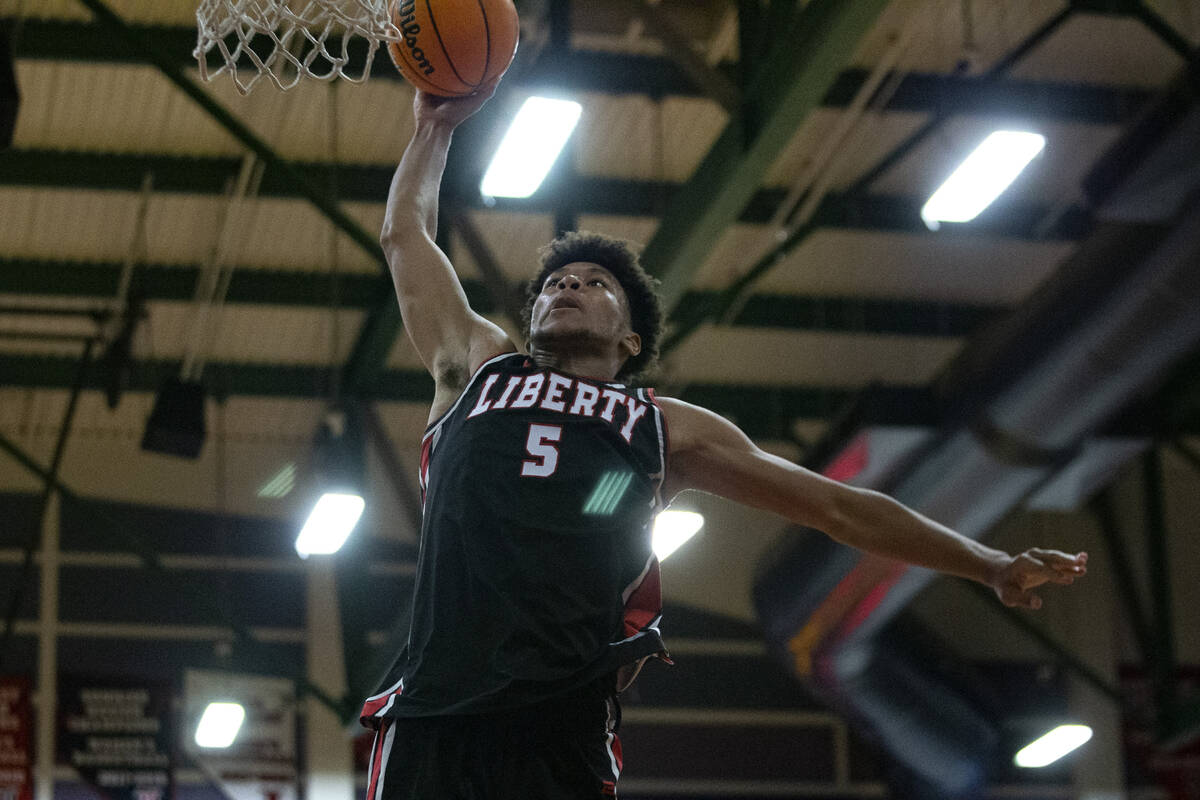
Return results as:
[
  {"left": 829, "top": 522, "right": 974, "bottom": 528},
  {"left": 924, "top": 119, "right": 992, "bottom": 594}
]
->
[
  {"left": 645, "top": 388, "right": 670, "bottom": 505},
  {"left": 423, "top": 350, "right": 520, "bottom": 436}
]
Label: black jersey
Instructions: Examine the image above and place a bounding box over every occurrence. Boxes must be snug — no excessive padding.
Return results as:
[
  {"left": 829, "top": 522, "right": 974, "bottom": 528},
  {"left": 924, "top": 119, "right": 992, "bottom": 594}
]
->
[{"left": 361, "top": 353, "right": 670, "bottom": 723}]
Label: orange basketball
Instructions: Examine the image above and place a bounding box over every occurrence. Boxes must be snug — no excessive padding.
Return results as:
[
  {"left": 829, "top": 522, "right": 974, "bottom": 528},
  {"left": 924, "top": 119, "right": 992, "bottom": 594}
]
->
[{"left": 389, "top": 0, "right": 519, "bottom": 97}]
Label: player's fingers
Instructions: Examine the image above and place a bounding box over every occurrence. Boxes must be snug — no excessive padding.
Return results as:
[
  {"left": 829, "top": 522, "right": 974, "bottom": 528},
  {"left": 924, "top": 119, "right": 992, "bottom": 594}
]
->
[{"left": 1030, "top": 548, "right": 1087, "bottom": 567}]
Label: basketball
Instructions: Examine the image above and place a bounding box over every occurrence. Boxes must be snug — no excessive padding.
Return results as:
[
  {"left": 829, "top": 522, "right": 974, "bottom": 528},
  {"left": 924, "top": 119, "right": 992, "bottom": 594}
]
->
[{"left": 389, "top": 0, "right": 520, "bottom": 97}]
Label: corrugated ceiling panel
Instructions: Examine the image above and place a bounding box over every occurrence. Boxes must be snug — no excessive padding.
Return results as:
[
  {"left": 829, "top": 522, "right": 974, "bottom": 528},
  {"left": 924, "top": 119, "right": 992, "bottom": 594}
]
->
[
  {"left": 451, "top": 211, "right": 555, "bottom": 280},
  {"left": 0, "top": 190, "right": 380, "bottom": 274},
  {"left": 1, "top": 0, "right": 193, "bottom": 24},
  {"left": 754, "top": 229, "right": 1074, "bottom": 305},
  {"left": 573, "top": 93, "right": 725, "bottom": 183},
  {"left": 143, "top": 301, "right": 364, "bottom": 365},
  {"left": 574, "top": 215, "right": 659, "bottom": 249},
  {"left": 198, "top": 69, "right": 416, "bottom": 164},
  {"left": 690, "top": 223, "right": 775, "bottom": 290},
  {"left": 850, "top": 0, "right": 1071, "bottom": 75},
  {"left": 686, "top": 223, "right": 1073, "bottom": 305},
  {"left": 1010, "top": 12, "right": 1188, "bottom": 86},
  {"left": 0, "top": 388, "right": 326, "bottom": 446},
  {"left": 573, "top": 92, "right": 663, "bottom": 181},
  {"left": 661, "top": 95, "right": 728, "bottom": 183},
  {"left": 235, "top": 198, "right": 384, "bottom": 274},
  {"left": 665, "top": 327, "right": 964, "bottom": 388},
  {"left": 0, "top": 338, "right": 89, "bottom": 358},
  {"left": 0, "top": 189, "right": 144, "bottom": 262},
  {"left": 382, "top": 314, "right": 517, "bottom": 370},
  {"left": 765, "top": 108, "right": 930, "bottom": 191},
  {"left": 13, "top": 61, "right": 415, "bottom": 165}
]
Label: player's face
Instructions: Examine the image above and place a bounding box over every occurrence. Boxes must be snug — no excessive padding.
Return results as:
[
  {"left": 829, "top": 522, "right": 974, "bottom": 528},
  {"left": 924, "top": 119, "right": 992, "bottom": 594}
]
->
[{"left": 530, "top": 262, "right": 634, "bottom": 347}]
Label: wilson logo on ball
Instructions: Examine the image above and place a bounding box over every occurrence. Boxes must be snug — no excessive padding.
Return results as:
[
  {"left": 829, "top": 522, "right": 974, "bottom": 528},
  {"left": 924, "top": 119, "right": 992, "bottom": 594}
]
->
[
  {"left": 388, "top": 0, "right": 519, "bottom": 97},
  {"left": 394, "top": 0, "right": 435, "bottom": 76}
]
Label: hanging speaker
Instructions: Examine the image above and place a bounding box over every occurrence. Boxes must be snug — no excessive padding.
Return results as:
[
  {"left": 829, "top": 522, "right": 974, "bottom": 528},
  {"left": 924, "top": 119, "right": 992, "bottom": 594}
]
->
[
  {"left": 142, "top": 378, "right": 207, "bottom": 458},
  {"left": 0, "top": 25, "right": 18, "bottom": 148}
]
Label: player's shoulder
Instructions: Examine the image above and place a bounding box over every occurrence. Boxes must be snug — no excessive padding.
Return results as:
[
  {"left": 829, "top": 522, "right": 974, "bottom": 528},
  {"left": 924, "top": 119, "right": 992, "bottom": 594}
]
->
[{"left": 655, "top": 396, "right": 749, "bottom": 454}]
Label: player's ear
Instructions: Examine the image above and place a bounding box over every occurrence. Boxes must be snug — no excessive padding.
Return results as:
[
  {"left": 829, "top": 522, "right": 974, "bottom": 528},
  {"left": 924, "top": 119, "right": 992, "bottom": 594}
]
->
[{"left": 620, "top": 332, "right": 642, "bottom": 359}]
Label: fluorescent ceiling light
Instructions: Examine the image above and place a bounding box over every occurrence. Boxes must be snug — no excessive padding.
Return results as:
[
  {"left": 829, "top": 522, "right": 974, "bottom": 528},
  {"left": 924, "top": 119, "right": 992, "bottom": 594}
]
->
[
  {"left": 295, "top": 492, "right": 364, "bottom": 557},
  {"left": 195, "top": 702, "right": 245, "bottom": 749},
  {"left": 652, "top": 510, "right": 704, "bottom": 561},
  {"left": 1014, "top": 724, "right": 1093, "bottom": 768},
  {"left": 480, "top": 97, "right": 583, "bottom": 199},
  {"left": 921, "top": 130, "right": 1045, "bottom": 229}
]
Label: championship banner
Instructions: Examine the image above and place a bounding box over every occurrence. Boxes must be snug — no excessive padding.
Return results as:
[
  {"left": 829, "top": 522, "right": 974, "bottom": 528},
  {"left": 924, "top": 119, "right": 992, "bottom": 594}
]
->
[
  {"left": 0, "top": 677, "right": 32, "bottom": 800},
  {"left": 57, "top": 676, "right": 174, "bottom": 800},
  {"left": 183, "top": 670, "right": 298, "bottom": 800}
]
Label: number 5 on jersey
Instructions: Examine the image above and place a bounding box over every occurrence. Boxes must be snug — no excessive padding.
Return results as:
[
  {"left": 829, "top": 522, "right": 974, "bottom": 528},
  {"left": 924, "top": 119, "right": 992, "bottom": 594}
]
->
[{"left": 522, "top": 424, "right": 562, "bottom": 477}]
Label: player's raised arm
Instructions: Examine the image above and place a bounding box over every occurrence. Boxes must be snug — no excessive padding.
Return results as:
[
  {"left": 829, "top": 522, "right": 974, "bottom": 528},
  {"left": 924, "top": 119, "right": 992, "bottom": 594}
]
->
[
  {"left": 381, "top": 86, "right": 513, "bottom": 399},
  {"left": 656, "top": 397, "right": 1087, "bottom": 609}
]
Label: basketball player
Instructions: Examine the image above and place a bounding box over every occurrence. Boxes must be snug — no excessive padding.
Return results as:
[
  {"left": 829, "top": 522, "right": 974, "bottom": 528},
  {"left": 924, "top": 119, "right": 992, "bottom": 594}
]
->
[{"left": 359, "top": 84, "right": 1088, "bottom": 799}]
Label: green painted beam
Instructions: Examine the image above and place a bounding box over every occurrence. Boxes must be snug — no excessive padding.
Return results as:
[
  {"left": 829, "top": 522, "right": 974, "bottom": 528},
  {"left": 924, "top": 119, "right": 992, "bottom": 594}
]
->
[
  {"left": 0, "top": 353, "right": 933, "bottom": 438},
  {"left": 3, "top": 18, "right": 1149, "bottom": 121},
  {"left": 639, "top": 0, "right": 892, "bottom": 309},
  {"left": 0, "top": 258, "right": 1004, "bottom": 338},
  {"left": 0, "top": 149, "right": 1090, "bottom": 240}
]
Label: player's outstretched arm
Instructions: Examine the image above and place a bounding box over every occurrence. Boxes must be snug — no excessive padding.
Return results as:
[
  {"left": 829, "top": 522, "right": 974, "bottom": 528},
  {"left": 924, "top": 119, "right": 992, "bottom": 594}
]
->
[
  {"left": 657, "top": 397, "right": 1087, "bottom": 609},
  {"left": 381, "top": 85, "right": 513, "bottom": 400}
]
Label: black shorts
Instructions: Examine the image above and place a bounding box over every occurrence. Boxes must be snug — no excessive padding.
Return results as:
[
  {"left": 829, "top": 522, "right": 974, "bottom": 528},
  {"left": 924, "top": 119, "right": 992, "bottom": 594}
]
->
[{"left": 364, "top": 678, "right": 623, "bottom": 799}]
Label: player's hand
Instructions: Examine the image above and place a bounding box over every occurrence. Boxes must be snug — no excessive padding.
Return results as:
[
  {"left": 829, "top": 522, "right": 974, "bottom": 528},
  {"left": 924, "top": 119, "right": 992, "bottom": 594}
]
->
[
  {"left": 991, "top": 549, "right": 1087, "bottom": 609},
  {"left": 413, "top": 78, "right": 501, "bottom": 130}
]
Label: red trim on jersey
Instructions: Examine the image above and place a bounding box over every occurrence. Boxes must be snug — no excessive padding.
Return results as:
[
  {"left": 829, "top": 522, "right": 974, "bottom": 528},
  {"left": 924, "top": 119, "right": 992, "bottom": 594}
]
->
[
  {"left": 360, "top": 690, "right": 398, "bottom": 720},
  {"left": 622, "top": 557, "right": 663, "bottom": 639},
  {"left": 360, "top": 677, "right": 404, "bottom": 722},
  {"left": 419, "top": 435, "right": 433, "bottom": 501},
  {"left": 646, "top": 388, "right": 670, "bottom": 497}
]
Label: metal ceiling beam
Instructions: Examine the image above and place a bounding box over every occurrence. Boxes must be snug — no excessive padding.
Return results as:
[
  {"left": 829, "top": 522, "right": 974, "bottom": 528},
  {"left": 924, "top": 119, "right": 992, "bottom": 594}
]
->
[
  {"left": 0, "top": 354, "right": 931, "bottom": 439},
  {"left": 0, "top": 149, "right": 1092, "bottom": 240},
  {"left": 2, "top": 18, "right": 1149, "bottom": 120},
  {"left": 0, "top": 258, "right": 1004, "bottom": 338},
  {"left": 638, "top": 0, "right": 891, "bottom": 309}
]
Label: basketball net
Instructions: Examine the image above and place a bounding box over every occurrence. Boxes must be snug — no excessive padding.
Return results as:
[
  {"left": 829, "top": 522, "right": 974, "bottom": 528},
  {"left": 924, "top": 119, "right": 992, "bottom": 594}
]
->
[{"left": 195, "top": 0, "right": 400, "bottom": 94}]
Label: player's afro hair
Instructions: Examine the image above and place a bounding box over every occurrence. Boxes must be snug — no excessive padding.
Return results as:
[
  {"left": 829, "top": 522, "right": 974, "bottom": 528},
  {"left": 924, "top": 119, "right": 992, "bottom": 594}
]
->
[{"left": 522, "top": 231, "right": 664, "bottom": 384}]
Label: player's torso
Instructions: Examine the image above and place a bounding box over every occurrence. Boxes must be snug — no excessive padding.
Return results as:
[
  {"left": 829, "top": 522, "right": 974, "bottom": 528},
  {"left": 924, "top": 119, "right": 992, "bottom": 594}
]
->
[{"left": 420, "top": 352, "right": 666, "bottom": 532}]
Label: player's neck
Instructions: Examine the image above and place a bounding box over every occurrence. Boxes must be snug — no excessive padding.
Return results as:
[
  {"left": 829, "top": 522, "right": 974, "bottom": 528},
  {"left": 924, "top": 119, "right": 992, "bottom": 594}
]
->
[{"left": 528, "top": 341, "right": 622, "bottom": 382}]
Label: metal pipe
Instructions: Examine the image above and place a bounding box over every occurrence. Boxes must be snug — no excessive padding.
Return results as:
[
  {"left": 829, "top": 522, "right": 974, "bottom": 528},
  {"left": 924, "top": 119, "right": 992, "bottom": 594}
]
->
[{"left": 0, "top": 337, "right": 93, "bottom": 670}]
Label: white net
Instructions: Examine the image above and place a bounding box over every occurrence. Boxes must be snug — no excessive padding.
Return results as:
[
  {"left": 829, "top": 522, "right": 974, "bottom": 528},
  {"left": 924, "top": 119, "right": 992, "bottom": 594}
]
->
[{"left": 195, "top": 0, "right": 401, "bottom": 94}]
